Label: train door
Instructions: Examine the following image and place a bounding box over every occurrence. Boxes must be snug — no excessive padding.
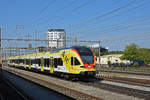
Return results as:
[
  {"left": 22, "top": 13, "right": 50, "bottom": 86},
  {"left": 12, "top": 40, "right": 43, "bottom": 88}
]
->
[
  {"left": 50, "top": 58, "right": 54, "bottom": 74},
  {"left": 41, "top": 58, "right": 44, "bottom": 72},
  {"left": 29, "top": 59, "right": 31, "bottom": 70}
]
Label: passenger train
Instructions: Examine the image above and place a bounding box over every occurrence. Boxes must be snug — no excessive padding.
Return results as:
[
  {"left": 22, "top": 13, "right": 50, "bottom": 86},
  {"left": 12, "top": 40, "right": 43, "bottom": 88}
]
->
[{"left": 7, "top": 46, "right": 96, "bottom": 79}]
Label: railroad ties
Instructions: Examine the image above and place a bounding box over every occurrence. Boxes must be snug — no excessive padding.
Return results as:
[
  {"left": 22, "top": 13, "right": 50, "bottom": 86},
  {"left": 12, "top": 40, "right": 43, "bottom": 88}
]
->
[
  {"left": 2, "top": 65, "right": 150, "bottom": 100},
  {"left": 2, "top": 66, "right": 101, "bottom": 100}
]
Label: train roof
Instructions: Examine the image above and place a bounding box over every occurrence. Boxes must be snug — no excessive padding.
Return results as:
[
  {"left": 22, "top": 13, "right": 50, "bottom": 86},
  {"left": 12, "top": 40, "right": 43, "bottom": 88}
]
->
[
  {"left": 8, "top": 46, "right": 91, "bottom": 59},
  {"left": 50, "top": 46, "right": 89, "bottom": 53}
]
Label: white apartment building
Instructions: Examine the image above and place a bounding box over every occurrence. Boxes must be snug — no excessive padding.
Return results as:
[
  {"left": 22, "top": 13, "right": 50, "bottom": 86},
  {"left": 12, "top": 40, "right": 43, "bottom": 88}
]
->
[{"left": 46, "top": 29, "right": 66, "bottom": 48}]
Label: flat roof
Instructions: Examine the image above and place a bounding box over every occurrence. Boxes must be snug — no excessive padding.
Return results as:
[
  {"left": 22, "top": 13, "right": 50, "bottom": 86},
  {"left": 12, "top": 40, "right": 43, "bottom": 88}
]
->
[{"left": 47, "top": 29, "right": 65, "bottom": 31}]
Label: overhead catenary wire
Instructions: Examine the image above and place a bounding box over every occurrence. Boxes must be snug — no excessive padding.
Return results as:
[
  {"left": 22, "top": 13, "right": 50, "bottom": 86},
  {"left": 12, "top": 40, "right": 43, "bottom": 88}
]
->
[
  {"left": 75, "top": 15, "right": 150, "bottom": 39},
  {"left": 31, "top": 0, "right": 127, "bottom": 34},
  {"left": 66, "top": 0, "right": 143, "bottom": 31},
  {"left": 32, "top": 0, "right": 57, "bottom": 24},
  {"left": 81, "top": 20, "right": 150, "bottom": 39},
  {"left": 34, "top": 0, "right": 95, "bottom": 30},
  {"left": 69, "top": 0, "right": 149, "bottom": 34},
  {"left": 32, "top": 0, "right": 79, "bottom": 26},
  {"left": 75, "top": 1, "right": 150, "bottom": 40}
]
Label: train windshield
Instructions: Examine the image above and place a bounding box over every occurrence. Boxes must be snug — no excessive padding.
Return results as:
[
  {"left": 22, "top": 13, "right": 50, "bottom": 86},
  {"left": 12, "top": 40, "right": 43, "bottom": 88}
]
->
[{"left": 73, "top": 47, "right": 94, "bottom": 64}]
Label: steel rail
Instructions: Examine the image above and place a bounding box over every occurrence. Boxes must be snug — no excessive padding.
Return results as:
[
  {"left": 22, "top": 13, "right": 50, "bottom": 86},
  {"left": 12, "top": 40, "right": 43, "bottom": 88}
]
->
[
  {"left": 97, "top": 69, "right": 150, "bottom": 76},
  {"left": 78, "top": 78, "right": 150, "bottom": 99},
  {"left": 96, "top": 75, "right": 150, "bottom": 88},
  {"left": 2, "top": 66, "right": 102, "bottom": 100}
]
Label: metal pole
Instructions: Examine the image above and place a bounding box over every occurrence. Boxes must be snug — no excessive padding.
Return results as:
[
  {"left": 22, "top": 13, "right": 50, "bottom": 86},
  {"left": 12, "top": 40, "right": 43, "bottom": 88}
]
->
[
  {"left": 35, "top": 30, "right": 38, "bottom": 52},
  {"left": 64, "top": 31, "right": 66, "bottom": 48},
  {"left": 0, "top": 27, "right": 1, "bottom": 50},
  {"left": 0, "top": 27, "right": 2, "bottom": 60},
  {"left": 75, "top": 33, "right": 77, "bottom": 46},
  {"left": 98, "top": 40, "right": 101, "bottom": 67}
]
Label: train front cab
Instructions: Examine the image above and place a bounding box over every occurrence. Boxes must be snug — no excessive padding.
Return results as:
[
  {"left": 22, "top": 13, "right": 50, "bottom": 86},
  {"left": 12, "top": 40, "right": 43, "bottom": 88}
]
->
[{"left": 68, "top": 46, "right": 96, "bottom": 78}]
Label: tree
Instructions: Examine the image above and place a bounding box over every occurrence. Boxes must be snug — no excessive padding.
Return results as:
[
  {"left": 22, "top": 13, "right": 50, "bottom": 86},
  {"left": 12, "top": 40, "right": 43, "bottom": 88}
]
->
[
  {"left": 120, "top": 43, "right": 139, "bottom": 61},
  {"left": 121, "top": 43, "right": 150, "bottom": 64},
  {"left": 137, "top": 48, "right": 150, "bottom": 64},
  {"left": 95, "top": 52, "right": 99, "bottom": 57},
  {"left": 107, "top": 61, "right": 112, "bottom": 66}
]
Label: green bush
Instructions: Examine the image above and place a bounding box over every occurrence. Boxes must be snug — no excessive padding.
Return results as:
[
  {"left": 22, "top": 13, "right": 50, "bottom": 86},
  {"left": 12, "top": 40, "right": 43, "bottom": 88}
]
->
[
  {"left": 120, "top": 62, "right": 123, "bottom": 66},
  {"left": 133, "top": 62, "right": 139, "bottom": 67},
  {"left": 107, "top": 61, "right": 112, "bottom": 66}
]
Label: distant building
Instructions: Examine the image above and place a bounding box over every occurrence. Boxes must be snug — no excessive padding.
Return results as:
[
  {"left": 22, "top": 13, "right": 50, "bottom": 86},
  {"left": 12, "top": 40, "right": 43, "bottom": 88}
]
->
[
  {"left": 96, "top": 54, "right": 130, "bottom": 66},
  {"left": 90, "top": 44, "right": 108, "bottom": 53},
  {"left": 46, "top": 29, "right": 66, "bottom": 48},
  {"left": 92, "top": 47, "right": 108, "bottom": 53}
]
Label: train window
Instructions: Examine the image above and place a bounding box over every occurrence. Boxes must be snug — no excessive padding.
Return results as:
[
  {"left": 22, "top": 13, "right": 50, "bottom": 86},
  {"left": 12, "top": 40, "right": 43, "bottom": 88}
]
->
[
  {"left": 23, "top": 59, "right": 26, "bottom": 64},
  {"left": 54, "top": 58, "right": 57, "bottom": 68},
  {"left": 20, "top": 59, "right": 23, "bottom": 63},
  {"left": 44, "top": 59, "right": 46, "bottom": 67},
  {"left": 75, "top": 58, "right": 80, "bottom": 65},
  {"left": 57, "top": 58, "right": 63, "bottom": 66},
  {"left": 31, "top": 59, "right": 35, "bottom": 65},
  {"left": 44, "top": 59, "right": 49, "bottom": 67},
  {"left": 18, "top": 59, "right": 23, "bottom": 63},
  {"left": 35, "top": 59, "right": 40, "bottom": 66},
  {"left": 71, "top": 57, "right": 73, "bottom": 65},
  {"left": 35, "top": 59, "right": 37, "bottom": 64},
  {"left": 71, "top": 57, "right": 80, "bottom": 66},
  {"left": 15, "top": 60, "right": 17, "bottom": 63},
  {"left": 16, "top": 60, "right": 18, "bottom": 64},
  {"left": 47, "top": 59, "right": 50, "bottom": 67},
  {"left": 18, "top": 59, "right": 20, "bottom": 64},
  {"left": 38, "top": 59, "right": 41, "bottom": 66},
  {"left": 26, "top": 59, "right": 30, "bottom": 65},
  {"left": 13, "top": 60, "right": 15, "bottom": 63},
  {"left": 26, "top": 59, "right": 28, "bottom": 65}
]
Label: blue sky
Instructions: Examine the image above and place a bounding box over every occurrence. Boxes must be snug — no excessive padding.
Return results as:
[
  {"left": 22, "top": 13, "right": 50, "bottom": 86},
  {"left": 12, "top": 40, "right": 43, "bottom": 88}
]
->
[{"left": 0, "top": 0, "right": 150, "bottom": 50}]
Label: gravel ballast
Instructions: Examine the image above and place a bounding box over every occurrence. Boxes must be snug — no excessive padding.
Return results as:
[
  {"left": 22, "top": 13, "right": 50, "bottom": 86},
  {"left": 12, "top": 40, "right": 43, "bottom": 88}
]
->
[{"left": 3, "top": 66, "right": 145, "bottom": 100}]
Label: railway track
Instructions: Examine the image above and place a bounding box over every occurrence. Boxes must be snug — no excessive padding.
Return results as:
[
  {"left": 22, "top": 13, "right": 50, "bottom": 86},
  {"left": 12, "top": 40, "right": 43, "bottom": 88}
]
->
[
  {"left": 2, "top": 66, "right": 101, "bottom": 100},
  {"left": 97, "top": 69, "right": 150, "bottom": 76},
  {"left": 78, "top": 78, "right": 150, "bottom": 100},
  {"left": 96, "top": 74, "right": 150, "bottom": 88},
  {"left": 3, "top": 66, "right": 150, "bottom": 100}
]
